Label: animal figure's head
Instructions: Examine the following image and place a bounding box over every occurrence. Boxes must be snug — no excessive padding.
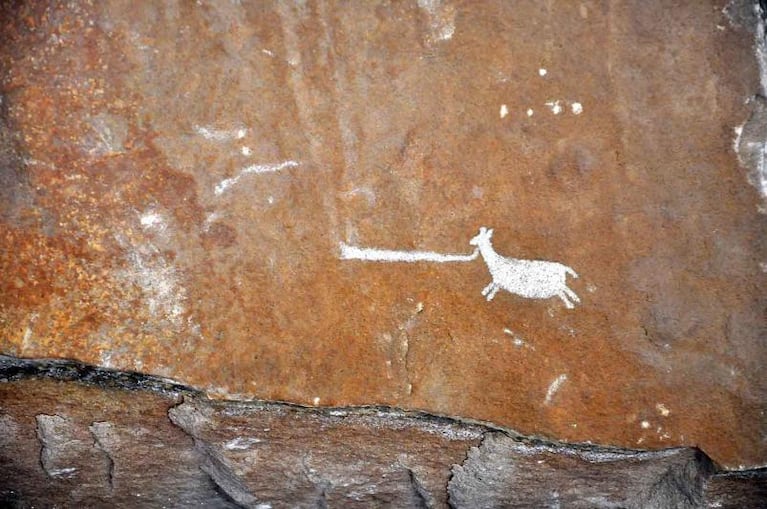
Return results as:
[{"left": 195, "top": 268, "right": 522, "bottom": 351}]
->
[{"left": 469, "top": 226, "right": 494, "bottom": 246}]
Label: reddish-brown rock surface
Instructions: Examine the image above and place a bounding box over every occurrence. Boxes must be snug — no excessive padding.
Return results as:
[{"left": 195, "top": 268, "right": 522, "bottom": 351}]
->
[{"left": 1, "top": 0, "right": 765, "bottom": 468}]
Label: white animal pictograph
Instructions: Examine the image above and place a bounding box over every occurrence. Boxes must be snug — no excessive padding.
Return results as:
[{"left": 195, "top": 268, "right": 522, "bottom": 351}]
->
[{"left": 470, "top": 227, "right": 580, "bottom": 309}]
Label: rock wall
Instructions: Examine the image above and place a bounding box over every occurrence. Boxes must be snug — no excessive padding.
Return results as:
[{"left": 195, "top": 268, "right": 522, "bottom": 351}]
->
[{"left": 1, "top": 0, "right": 766, "bottom": 484}]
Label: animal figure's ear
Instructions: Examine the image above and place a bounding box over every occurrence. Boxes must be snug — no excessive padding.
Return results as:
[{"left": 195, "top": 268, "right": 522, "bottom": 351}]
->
[
  {"left": 479, "top": 226, "right": 486, "bottom": 234},
  {"left": 487, "top": 228, "right": 494, "bottom": 237}
]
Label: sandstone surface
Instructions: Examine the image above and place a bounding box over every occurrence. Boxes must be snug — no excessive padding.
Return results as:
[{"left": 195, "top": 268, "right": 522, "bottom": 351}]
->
[{"left": 1, "top": 0, "right": 765, "bottom": 468}]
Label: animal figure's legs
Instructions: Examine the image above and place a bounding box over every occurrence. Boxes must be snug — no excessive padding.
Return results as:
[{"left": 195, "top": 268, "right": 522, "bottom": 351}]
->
[
  {"left": 486, "top": 285, "right": 500, "bottom": 301},
  {"left": 481, "top": 282, "right": 495, "bottom": 296},
  {"left": 558, "top": 291, "right": 575, "bottom": 309},
  {"left": 563, "top": 286, "right": 580, "bottom": 304}
]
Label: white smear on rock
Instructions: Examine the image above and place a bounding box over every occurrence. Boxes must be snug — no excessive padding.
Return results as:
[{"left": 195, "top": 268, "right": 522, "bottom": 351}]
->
[
  {"left": 194, "top": 125, "right": 247, "bottom": 141},
  {"left": 544, "top": 374, "right": 568, "bottom": 405},
  {"left": 116, "top": 235, "right": 187, "bottom": 329},
  {"left": 417, "top": 0, "right": 456, "bottom": 43},
  {"left": 140, "top": 211, "right": 165, "bottom": 230},
  {"left": 214, "top": 160, "right": 300, "bottom": 195},
  {"left": 224, "top": 437, "right": 263, "bottom": 450}
]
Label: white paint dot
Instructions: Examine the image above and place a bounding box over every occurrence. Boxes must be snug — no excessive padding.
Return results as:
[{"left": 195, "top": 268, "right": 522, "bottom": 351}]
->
[
  {"left": 267, "top": 196, "right": 275, "bottom": 205},
  {"left": 236, "top": 128, "right": 247, "bottom": 139},
  {"left": 499, "top": 104, "right": 509, "bottom": 119},
  {"left": 241, "top": 146, "right": 252, "bottom": 156},
  {"left": 640, "top": 420, "right": 651, "bottom": 429},
  {"left": 538, "top": 68, "right": 547, "bottom": 77},
  {"left": 571, "top": 102, "right": 583, "bottom": 115},
  {"left": 312, "top": 397, "right": 320, "bottom": 405},
  {"left": 655, "top": 403, "right": 670, "bottom": 417},
  {"left": 526, "top": 108, "right": 534, "bottom": 117}
]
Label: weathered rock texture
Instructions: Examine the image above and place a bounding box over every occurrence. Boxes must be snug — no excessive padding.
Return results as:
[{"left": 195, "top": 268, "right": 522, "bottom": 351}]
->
[
  {"left": 1, "top": 356, "right": 766, "bottom": 508},
  {"left": 1, "top": 0, "right": 766, "bottom": 469}
]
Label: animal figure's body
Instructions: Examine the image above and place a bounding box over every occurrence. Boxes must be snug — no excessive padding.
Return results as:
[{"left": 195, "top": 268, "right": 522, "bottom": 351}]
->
[{"left": 470, "top": 227, "right": 580, "bottom": 309}]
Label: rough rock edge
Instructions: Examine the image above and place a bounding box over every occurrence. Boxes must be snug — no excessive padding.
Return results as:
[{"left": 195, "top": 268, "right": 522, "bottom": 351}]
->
[
  {"left": 728, "top": 0, "right": 767, "bottom": 210},
  {"left": 2, "top": 354, "right": 766, "bottom": 507},
  {"left": 0, "top": 354, "right": 699, "bottom": 458}
]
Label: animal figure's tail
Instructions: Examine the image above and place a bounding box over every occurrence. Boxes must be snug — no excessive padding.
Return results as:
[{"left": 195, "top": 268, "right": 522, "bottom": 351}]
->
[{"left": 565, "top": 266, "right": 578, "bottom": 279}]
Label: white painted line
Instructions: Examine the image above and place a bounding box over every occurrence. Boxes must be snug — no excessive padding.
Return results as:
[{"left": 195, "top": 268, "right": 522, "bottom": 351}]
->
[
  {"left": 544, "top": 374, "right": 568, "bottom": 405},
  {"left": 214, "top": 160, "right": 300, "bottom": 195},
  {"left": 339, "top": 242, "right": 479, "bottom": 263}
]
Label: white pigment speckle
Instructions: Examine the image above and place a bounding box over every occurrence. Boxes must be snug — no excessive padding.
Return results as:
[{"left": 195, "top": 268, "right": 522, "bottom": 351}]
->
[
  {"left": 241, "top": 146, "right": 252, "bottom": 156},
  {"left": 656, "top": 403, "right": 670, "bottom": 417},
  {"left": 526, "top": 108, "right": 534, "bottom": 117},
  {"left": 545, "top": 100, "right": 564, "bottom": 115},
  {"left": 500, "top": 104, "right": 509, "bottom": 119},
  {"left": 538, "top": 68, "right": 547, "bottom": 77},
  {"left": 641, "top": 420, "right": 651, "bottom": 429},
  {"left": 313, "top": 397, "right": 320, "bottom": 405},
  {"left": 503, "top": 328, "right": 534, "bottom": 350},
  {"left": 571, "top": 102, "right": 583, "bottom": 115},
  {"left": 543, "top": 374, "right": 568, "bottom": 405}
]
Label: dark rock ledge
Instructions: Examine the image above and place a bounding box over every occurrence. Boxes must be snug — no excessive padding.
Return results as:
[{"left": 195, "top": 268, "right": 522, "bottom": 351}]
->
[{"left": 0, "top": 355, "right": 764, "bottom": 508}]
